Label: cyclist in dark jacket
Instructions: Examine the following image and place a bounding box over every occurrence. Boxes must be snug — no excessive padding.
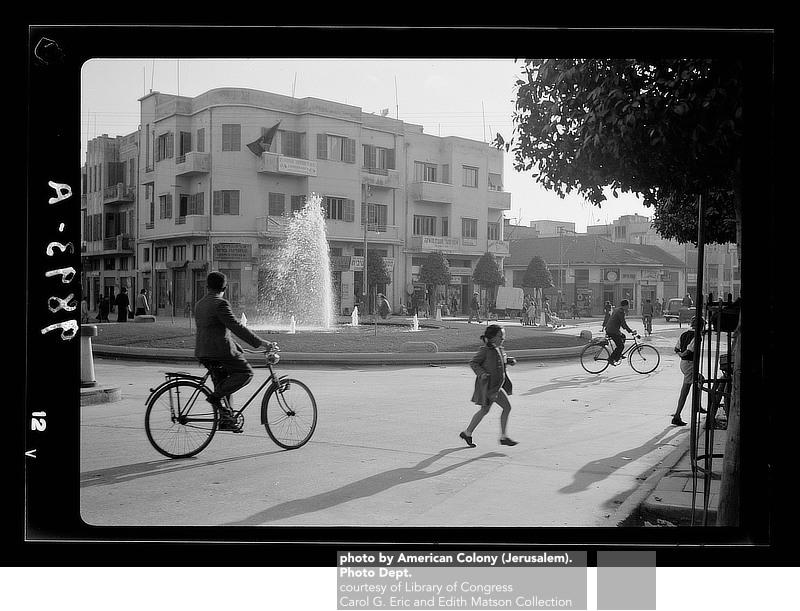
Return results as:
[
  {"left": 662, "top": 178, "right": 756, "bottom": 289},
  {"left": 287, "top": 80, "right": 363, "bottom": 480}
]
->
[{"left": 605, "top": 299, "right": 636, "bottom": 365}]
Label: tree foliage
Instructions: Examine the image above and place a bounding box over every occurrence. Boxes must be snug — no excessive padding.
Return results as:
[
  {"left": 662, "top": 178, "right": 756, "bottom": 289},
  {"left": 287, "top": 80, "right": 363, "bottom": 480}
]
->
[
  {"left": 472, "top": 252, "right": 504, "bottom": 288},
  {"left": 418, "top": 251, "right": 451, "bottom": 287},
  {"left": 495, "top": 58, "right": 742, "bottom": 245},
  {"left": 522, "top": 255, "right": 553, "bottom": 290},
  {"left": 366, "top": 249, "right": 391, "bottom": 288}
]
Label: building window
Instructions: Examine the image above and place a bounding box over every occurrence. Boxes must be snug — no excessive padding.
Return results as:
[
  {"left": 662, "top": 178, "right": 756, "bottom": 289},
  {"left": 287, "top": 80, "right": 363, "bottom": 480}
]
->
[
  {"left": 193, "top": 244, "right": 206, "bottom": 260},
  {"left": 462, "top": 218, "right": 478, "bottom": 239},
  {"left": 291, "top": 195, "right": 305, "bottom": 214},
  {"left": 222, "top": 124, "right": 241, "bottom": 151},
  {"left": 324, "top": 197, "right": 355, "bottom": 221},
  {"left": 196, "top": 128, "right": 205, "bottom": 152},
  {"left": 281, "top": 130, "right": 304, "bottom": 158},
  {"left": 213, "top": 190, "right": 240, "bottom": 215},
  {"left": 156, "top": 132, "right": 174, "bottom": 162},
  {"left": 159, "top": 194, "right": 172, "bottom": 219},
  {"left": 189, "top": 192, "right": 204, "bottom": 216},
  {"left": 413, "top": 215, "right": 437, "bottom": 236},
  {"left": 173, "top": 245, "right": 186, "bottom": 260},
  {"left": 441, "top": 217, "right": 449, "bottom": 237},
  {"left": 414, "top": 162, "right": 437, "bottom": 183},
  {"left": 487, "top": 222, "right": 500, "bottom": 241},
  {"left": 143, "top": 247, "right": 150, "bottom": 263},
  {"left": 155, "top": 247, "right": 167, "bottom": 262},
  {"left": 462, "top": 166, "right": 479, "bottom": 188},
  {"left": 363, "top": 145, "right": 395, "bottom": 170},
  {"left": 269, "top": 192, "right": 286, "bottom": 216},
  {"left": 317, "top": 133, "right": 356, "bottom": 163},
  {"left": 362, "top": 203, "right": 388, "bottom": 231}
]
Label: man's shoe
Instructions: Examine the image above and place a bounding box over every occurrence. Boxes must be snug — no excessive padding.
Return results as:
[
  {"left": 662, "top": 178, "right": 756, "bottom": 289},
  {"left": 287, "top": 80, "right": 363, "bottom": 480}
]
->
[
  {"left": 459, "top": 432, "right": 476, "bottom": 447},
  {"left": 218, "top": 415, "right": 243, "bottom": 433},
  {"left": 500, "top": 437, "right": 518, "bottom": 446},
  {"left": 671, "top": 417, "right": 687, "bottom": 426}
]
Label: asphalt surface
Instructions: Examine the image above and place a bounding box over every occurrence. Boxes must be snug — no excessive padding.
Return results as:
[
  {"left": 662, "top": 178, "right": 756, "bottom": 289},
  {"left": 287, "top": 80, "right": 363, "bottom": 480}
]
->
[{"left": 79, "top": 317, "right": 721, "bottom": 529}]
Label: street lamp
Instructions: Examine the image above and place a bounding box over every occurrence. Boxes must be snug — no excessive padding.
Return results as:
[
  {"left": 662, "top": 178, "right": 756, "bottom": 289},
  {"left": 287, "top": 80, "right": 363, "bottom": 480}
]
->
[{"left": 558, "top": 226, "right": 579, "bottom": 313}]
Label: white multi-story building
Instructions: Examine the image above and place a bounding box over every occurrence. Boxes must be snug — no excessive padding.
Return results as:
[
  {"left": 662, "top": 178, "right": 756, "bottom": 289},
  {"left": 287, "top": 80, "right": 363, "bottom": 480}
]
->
[{"left": 80, "top": 87, "right": 511, "bottom": 318}]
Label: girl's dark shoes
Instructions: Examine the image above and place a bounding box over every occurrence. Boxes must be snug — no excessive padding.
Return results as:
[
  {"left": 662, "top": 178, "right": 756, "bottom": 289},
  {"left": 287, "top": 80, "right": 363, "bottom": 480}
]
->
[
  {"left": 499, "top": 437, "right": 518, "bottom": 446},
  {"left": 459, "top": 432, "right": 476, "bottom": 447}
]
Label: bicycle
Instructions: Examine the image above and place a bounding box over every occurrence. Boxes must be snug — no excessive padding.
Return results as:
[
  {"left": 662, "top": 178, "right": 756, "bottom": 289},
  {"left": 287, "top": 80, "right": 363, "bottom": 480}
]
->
[
  {"left": 642, "top": 315, "right": 653, "bottom": 336},
  {"left": 580, "top": 332, "right": 661, "bottom": 374},
  {"left": 144, "top": 345, "right": 317, "bottom": 459}
]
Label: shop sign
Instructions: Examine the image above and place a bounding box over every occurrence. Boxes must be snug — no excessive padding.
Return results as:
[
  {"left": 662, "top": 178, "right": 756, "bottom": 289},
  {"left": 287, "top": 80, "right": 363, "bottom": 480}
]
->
[
  {"left": 603, "top": 268, "right": 620, "bottom": 282},
  {"left": 278, "top": 156, "right": 318, "bottom": 176},
  {"left": 421, "top": 236, "right": 460, "bottom": 250},
  {"left": 330, "top": 255, "right": 352, "bottom": 272},
  {"left": 213, "top": 243, "right": 251, "bottom": 261}
]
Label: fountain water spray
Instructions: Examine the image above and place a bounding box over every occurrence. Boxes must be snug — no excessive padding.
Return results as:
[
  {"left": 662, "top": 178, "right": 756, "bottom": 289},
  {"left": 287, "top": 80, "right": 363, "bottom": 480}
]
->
[{"left": 255, "top": 194, "right": 335, "bottom": 330}]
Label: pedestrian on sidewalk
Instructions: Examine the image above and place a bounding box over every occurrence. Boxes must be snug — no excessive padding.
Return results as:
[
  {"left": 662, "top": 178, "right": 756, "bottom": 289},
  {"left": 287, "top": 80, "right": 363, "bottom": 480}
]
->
[
  {"left": 460, "top": 324, "right": 518, "bottom": 447},
  {"left": 80, "top": 295, "right": 90, "bottom": 324},
  {"left": 601, "top": 301, "right": 612, "bottom": 332},
  {"left": 135, "top": 288, "right": 150, "bottom": 316},
  {"left": 97, "top": 295, "right": 111, "bottom": 322},
  {"left": 115, "top": 287, "right": 131, "bottom": 322},
  {"left": 671, "top": 316, "right": 706, "bottom": 426},
  {"left": 468, "top": 292, "right": 482, "bottom": 323}
]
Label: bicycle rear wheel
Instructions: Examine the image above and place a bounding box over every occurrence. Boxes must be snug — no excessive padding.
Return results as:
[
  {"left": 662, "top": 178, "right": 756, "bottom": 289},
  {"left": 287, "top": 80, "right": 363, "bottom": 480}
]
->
[
  {"left": 262, "top": 378, "right": 317, "bottom": 449},
  {"left": 145, "top": 380, "right": 218, "bottom": 458},
  {"left": 629, "top": 344, "right": 661, "bottom": 374},
  {"left": 580, "top": 343, "right": 611, "bottom": 374}
]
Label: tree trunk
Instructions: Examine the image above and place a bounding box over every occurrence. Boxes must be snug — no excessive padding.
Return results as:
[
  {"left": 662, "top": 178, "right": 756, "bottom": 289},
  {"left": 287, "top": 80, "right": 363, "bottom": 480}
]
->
[{"left": 717, "top": 171, "right": 742, "bottom": 526}]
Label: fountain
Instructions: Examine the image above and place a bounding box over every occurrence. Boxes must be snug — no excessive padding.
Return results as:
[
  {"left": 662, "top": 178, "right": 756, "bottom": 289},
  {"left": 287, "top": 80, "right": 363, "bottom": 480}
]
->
[
  {"left": 253, "top": 194, "right": 336, "bottom": 330},
  {"left": 351, "top": 306, "right": 359, "bottom": 327},
  {"left": 411, "top": 314, "right": 420, "bottom": 332}
]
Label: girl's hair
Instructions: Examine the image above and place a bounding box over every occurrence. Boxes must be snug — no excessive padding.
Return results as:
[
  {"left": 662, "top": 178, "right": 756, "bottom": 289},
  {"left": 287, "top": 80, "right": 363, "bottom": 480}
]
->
[{"left": 480, "top": 324, "right": 504, "bottom": 343}]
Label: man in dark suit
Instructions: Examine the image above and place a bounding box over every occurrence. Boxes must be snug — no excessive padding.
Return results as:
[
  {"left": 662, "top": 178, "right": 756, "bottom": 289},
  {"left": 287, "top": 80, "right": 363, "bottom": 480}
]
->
[{"left": 195, "top": 271, "right": 274, "bottom": 431}]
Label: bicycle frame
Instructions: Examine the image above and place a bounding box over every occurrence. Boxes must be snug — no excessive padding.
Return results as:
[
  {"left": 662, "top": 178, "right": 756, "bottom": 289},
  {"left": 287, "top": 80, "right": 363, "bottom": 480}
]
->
[{"left": 148, "top": 352, "right": 289, "bottom": 427}]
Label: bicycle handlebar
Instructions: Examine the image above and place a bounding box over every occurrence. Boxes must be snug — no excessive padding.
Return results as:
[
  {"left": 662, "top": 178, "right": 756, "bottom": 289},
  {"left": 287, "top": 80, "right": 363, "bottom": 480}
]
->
[{"left": 243, "top": 343, "right": 280, "bottom": 354}]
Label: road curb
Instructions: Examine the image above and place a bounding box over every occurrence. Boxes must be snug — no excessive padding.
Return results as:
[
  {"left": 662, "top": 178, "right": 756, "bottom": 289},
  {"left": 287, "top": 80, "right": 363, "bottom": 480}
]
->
[{"left": 91, "top": 344, "right": 586, "bottom": 365}]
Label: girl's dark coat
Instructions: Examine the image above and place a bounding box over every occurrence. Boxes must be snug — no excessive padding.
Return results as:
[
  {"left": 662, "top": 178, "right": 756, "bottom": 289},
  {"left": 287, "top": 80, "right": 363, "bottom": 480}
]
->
[{"left": 470, "top": 344, "right": 513, "bottom": 407}]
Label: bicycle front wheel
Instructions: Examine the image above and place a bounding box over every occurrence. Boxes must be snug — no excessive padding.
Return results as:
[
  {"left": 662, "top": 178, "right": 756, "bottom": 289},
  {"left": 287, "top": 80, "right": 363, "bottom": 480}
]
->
[
  {"left": 145, "top": 380, "right": 218, "bottom": 458},
  {"left": 629, "top": 344, "right": 661, "bottom": 374},
  {"left": 262, "top": 378, "right": 317, "bottom": 449},
  {"left": 580, "top": 343, "right": 611, "bottom": 374}
]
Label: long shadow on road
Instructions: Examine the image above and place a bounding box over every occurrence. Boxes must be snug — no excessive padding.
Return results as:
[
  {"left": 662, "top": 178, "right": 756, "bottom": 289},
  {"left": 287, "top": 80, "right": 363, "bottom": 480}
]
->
[
  {"left": 223, "top": 447, "right": 506, "bottom": 526},
  {"left": 557, "top": 426, "right": 686, "bottom": 496}
]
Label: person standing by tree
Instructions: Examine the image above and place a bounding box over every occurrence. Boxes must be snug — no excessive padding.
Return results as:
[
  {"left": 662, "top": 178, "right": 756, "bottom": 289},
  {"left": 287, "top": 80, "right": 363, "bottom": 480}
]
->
[
  {"left": 460, "top": 324, "right": 518, "bottom": 447},
  {"left": 468, "top": 292, "right": 482, "bottom": 323},
  {"left": 672, "top": 316, "right": 705, "bottom": 426}
]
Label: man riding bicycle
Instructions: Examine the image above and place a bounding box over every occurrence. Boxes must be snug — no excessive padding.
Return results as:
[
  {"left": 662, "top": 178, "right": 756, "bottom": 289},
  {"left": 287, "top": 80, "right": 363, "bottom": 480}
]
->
[
  {"left": 605, "top": 299, "right": 636, "bottom": 366},
  {"left": 194, "top": 271, "right": 276, "bottom": 431},
  {"left": 641, "top": 298, "right": 654, "bottom": 335}
]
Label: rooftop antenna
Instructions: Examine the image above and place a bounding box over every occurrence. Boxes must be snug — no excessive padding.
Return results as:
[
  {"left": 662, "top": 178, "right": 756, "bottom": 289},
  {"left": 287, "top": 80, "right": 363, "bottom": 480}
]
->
[
  {"left": 176, "top": 59, "right": 180, "bottom": 95},
  {"left": 150, "top": 59, "right": 155, "bottom": 92},
  {"left": 292, "top": 72, "right": 297, "bottom": 97},
  {"left": 482, "top": 102, "right": 487, "bottom": 142},
  {"left": 395, "top": 76, "right": 399, "bottom": 119}
]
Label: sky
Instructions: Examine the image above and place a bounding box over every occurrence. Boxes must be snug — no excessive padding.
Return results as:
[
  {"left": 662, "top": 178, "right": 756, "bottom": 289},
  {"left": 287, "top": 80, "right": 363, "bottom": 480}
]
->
[{"left": 80, "top": 57, "right": 652, "bottom": 233}]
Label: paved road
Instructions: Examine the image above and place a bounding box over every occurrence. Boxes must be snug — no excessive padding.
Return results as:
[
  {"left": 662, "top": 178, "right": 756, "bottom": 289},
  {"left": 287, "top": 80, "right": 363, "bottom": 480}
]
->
[{"left": 80, "top": 319, "right": 692, "bottom": 528}]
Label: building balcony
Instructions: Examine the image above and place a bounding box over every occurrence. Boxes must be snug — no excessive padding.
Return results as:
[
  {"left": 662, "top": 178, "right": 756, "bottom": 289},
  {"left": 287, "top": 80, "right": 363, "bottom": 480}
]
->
[
  {"left": 411, "top": 181, "right": 454, "bottom": 205},
  {"left": 103, "top": 183, "right": 136, "bottom": 206},
  {"left": 173, "top": 214, "right": 210, "bottom": 232},
  {"left": 101, "top": 234, "right": 134, "bottom": 254},
  {"left": 362, "top": 167, "right": 401, "bottom": 189},
  {"left": 487, "top": 187, "right": 512, "bottom": 210},
  {"left": 175, "top": 151, "right": 210, "bottom": 176},
  {"left": 257, "top": 152, "right": 318, "bottom": 177}
]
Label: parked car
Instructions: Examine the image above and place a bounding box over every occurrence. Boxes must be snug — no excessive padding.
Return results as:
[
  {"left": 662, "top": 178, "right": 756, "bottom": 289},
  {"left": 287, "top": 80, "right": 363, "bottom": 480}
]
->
[{"left": 664, "top": 298, "right": 695, "bottom": 324}]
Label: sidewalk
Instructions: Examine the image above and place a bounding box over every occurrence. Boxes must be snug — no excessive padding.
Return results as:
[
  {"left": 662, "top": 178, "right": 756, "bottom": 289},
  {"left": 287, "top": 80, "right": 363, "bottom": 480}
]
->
[{"left": 635, "top": 419, "right": 727, "bottom": 526}]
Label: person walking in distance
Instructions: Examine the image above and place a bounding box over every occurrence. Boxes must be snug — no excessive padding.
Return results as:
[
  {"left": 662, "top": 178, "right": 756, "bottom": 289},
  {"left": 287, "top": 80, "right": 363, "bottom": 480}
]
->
[
  {"left": 672, "top": 316, "right": 706, "bottom": 426},
  {"left": 115, "top": 287, "right": 131, "bottom": 322},
  {"left": 195, "top": 271, "right": 276, "bottom": 432},
  {"left": 460, "top": 324, "right": 518, "bottom": 447},
  {"left": 641, "top": 298, "right": 654, "bottom": 335},
  {"left": 605, "top": 299, "right": 636, "bottom": 366},
  {"left": 135, "top": 288, "right": 150, "bottom": 316},
  {"left": 468, "top": 292, "right": 482, "bottom": 323},
  {"left": 601, "top": 301, "right": 612, "bottom": 332}
]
